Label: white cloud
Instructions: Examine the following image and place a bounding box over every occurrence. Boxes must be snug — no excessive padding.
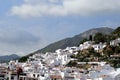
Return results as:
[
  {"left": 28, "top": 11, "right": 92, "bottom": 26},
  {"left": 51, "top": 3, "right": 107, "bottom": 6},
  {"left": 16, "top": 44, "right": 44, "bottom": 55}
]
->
[{"left": 10, "top": 0, "right": 120, "bottom": 17}]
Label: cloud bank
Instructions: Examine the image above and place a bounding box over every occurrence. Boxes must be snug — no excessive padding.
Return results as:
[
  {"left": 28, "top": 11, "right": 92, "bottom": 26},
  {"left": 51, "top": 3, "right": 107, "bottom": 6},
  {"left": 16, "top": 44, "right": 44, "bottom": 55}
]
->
[
  {"left": 10, "top": 0, "right": 120, "bottom": 17},
  {"left": 0, "top": 26, "right": 41, "bottom": 56}
]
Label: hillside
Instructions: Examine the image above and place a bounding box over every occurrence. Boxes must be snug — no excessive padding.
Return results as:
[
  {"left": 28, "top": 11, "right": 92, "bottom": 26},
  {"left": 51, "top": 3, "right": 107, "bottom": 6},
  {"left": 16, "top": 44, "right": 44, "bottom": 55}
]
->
[
  {"left": 67, "top": 27, "right": 120, "bottom": 68},
  {"left": 19, "top": 27, "right": 113, "bottom": 62},
  {"left": 33, "top": 27, "right": 113, "bottom": 53}
]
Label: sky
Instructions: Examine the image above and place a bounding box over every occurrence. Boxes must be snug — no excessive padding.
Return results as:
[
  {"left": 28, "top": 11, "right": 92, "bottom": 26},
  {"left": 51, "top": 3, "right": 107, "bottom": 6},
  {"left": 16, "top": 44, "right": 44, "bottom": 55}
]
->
[{"left": 0, "top": 0, "right": 120, "bottom": 56}]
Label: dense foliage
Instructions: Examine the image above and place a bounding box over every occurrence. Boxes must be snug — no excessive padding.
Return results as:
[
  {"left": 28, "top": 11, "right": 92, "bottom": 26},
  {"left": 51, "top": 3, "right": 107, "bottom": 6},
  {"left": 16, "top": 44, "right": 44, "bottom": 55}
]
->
[
  {"left": 67, "top": 27, "right": 120, "bottom": 68},
  {"left": 19, "top": 56, "right": 28, "bottom": 62},
  {"left": 94, "top": 33, "right": 106, "bottom": 43},
  {"left": 68, "top": 45, "right": 120, "bottom": 68}
]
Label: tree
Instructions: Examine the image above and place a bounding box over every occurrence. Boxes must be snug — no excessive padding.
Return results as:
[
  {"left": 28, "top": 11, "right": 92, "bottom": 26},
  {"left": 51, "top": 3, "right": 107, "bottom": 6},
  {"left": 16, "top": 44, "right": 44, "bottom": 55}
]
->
[
  {"left": 66, "top": 60, "right": 77, "bottom": 67},
  {"left": 79, "top": 38, "right": 88, "bottom": 44},
  {"left": 103, "top": 45, "right": 114, "bottom": 57},
  {"left": 89, "top": 35, "right": 93, "bottom": 41},
  {"left": 19, "top": 56, "right": 28, "bottom": 62},
  {"left": 111, "top": 27, "right": 120, "bottom": 39},
  {"left": 94, "top": 33, "right": 106, "bottom": 43},
  {"left": 115, "top": 46, "right": 120, "bottom": 54}
]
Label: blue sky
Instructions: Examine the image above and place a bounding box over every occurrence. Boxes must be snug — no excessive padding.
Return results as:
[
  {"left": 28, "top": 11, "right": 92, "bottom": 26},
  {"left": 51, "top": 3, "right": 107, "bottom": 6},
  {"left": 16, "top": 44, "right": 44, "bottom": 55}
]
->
[{"left": 0, "top": 0, "right": 120, "bottom": 56}]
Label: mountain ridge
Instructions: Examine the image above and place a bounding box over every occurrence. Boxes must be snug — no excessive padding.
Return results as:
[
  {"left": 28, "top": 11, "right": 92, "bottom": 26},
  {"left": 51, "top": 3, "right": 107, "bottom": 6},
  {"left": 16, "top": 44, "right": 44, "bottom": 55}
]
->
[
  {"left": 32, "top": 27, "right": 114, "bottom": 54},
  {"left": 19, "top": 27, "right": 114, "bottom": 62},
  {"left": 0, "top": 54, "right": 20, "bottom": 62}
]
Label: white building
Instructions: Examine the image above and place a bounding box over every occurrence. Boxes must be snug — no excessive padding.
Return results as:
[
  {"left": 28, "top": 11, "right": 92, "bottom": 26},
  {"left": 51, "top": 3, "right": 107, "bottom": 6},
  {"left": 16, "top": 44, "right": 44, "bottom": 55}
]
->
[{"left": 110, "top": 38, "right": 120, "bottom": 46}]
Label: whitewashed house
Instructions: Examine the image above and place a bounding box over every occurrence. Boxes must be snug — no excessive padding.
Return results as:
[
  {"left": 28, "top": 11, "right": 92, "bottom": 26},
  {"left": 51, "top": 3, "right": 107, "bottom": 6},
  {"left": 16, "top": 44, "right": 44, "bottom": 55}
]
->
[
  {"left": 79, "top": 41, "right": 93, "bottom": 50},
  {"left": 92, "top": 43, "right": 106, "bottom": 51},
  {"left": 110, "top": 38, "right": 120, "bottom": 46}
]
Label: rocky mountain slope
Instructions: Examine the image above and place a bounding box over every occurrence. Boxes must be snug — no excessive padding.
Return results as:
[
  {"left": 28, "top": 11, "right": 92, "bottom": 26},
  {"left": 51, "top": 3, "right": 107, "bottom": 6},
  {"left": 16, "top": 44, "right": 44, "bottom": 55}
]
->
[
  {"left": 34, "top": 27, "right": 113, "bottom": 53},
  {"left": 19, "top": 27, "right": 114, "bottom": 62}
]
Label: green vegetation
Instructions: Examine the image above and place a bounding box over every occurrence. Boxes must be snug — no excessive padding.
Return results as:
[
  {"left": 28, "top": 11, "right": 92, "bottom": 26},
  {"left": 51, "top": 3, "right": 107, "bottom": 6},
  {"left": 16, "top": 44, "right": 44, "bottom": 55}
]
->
[
  {"left": 19, "top": 56, "right": 28, "bottom": 62},
  {"left": 29, "top": 27, "right": 113, "bottom": 54},
  {"left": 79, "top": 38, "right": 88, "bottom": 44},
  {"left": 107, "top": 59, "right": 120, "bottom": 68},
  {"left": 93, "top": 27, "right": 120, "bottom": 44},
  {"left": 70, "top": 48, "right": 101, "bottom": 62},
  {"left": 94, "top": 33, "right": 106, "bottom": 43},
  {"left": 68, "top": 45, "right": 120, "bottom": 68},
  {"left": 66, "top": 60, "right": 77, "bottom": 67},
  {"left": 19, "top": 27, "right": 120, "bottom": 68},
  {"left": 111, "top": 27, "right": 120, "bottom": 39},
  {"left": 67, "top": 27, "right": 120, "bottom": 68},
  {"left": 19, "top": 27, "right": 114, "bottom": 62}
]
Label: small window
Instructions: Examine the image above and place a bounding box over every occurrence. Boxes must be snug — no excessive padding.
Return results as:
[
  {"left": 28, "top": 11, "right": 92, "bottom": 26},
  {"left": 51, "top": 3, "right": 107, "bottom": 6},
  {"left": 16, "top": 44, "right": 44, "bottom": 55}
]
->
[
  {"left": 37, "top": 74, "right": 39, "bottom": 77},
  {"left": 33, "top": 74, "right": 35, "bottom": 77},
  {"left": 11, "top": 76, "right": 14, "bottom": 79}
]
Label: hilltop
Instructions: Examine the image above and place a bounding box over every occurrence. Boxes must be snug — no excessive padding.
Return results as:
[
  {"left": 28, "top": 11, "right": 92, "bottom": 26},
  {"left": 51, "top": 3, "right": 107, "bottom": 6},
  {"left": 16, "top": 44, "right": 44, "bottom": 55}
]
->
[
  {"left": 34, "top": 27, "right": 113, "bottom": 53},
  {"left": 19, "top": 27, "right": 113, "bottom": 62}
]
